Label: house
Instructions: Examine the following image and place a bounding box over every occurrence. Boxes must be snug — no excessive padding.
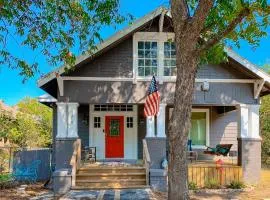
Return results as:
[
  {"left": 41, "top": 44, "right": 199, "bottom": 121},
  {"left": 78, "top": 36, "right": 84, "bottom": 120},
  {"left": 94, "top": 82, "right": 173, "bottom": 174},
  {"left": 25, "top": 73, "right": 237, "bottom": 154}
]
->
[{"left": 38, "top": 7, "right": 270, "bottom": 192}]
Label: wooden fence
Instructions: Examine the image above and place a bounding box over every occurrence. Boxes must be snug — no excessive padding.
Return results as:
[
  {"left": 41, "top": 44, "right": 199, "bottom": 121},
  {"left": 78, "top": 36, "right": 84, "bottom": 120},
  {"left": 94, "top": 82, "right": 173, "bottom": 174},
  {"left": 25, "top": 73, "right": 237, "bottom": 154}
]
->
[{"left": 188, "top": 165, "right": 242, "bottom": 188}]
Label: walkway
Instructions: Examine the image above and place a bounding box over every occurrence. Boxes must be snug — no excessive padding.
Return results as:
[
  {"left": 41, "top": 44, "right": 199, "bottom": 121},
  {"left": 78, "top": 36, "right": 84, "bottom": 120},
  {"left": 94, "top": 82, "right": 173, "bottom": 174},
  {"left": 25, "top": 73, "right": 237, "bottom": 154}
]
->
[{"left": 60, "top": 189, "right": 152, "bottom": 200}]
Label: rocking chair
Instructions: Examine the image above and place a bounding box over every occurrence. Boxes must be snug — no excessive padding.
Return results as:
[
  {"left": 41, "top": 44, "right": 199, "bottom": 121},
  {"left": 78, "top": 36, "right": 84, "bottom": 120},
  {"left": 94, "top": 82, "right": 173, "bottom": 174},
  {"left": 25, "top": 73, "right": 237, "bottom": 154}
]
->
[{"left": 204, "top": 144, "right": 233, "bottom": 156}]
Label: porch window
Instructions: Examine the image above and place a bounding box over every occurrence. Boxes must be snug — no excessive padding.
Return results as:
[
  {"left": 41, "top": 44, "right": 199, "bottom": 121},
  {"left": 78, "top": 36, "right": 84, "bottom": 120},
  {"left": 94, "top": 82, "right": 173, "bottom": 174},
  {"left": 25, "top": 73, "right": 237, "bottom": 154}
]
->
[
  {"left": 94, "top": 117, "right": 101, "bottom": 128},
  {"left": 164, "top": 42, "right": 176, "bottom": 76},
  {"left": 189, "top": 110, "right": 209, "bottom": 147},
  {"left": 137, "top": 41, "right": 158, "bottom": 76},
  {"left": 126, "top": 117, "right": 133, "bottom": 128}
]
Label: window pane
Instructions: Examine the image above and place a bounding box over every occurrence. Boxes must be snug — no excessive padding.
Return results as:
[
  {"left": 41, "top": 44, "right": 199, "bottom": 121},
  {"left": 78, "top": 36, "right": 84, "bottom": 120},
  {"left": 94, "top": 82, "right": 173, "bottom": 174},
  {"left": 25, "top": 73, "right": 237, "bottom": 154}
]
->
[
  {"left": 138, "top": 67, "right": 144, "bottom": 76},
  {"left": 152, "top": 67, "right": 157, "bottom": 75},
  {"left": 164, "top": 67, "right": 170, "bottom": 76},
  {"left": 151, "top": 42, "right": 157, "bottom": 50},
  {"left": 164, "top": 42, "right": 170, "bottom": 51},
  {"left": 150, "top": 51, "right": 157, "bottom": 58},
  {"left": 138, "top": 50, "right": 144, "bottom": 58},
  {"left": 145, "top": 42, "right": 151, "bottom": 49},
  {"left": 138, "top": 42, "right": 144, "bottom": 49},
  {"left": 189, "top": 112, "right": 206, "bottom": 146},
  {"left": 152, "top": 60, "right": 157, "bottom": 66},
  {"left": 145, "top": 59, "right": 151, "bottom": 66},
  {"left": 145, "top": 67, "right": 151, "bottom": 76},
  {"left": 138, "top": 59, "right": 144, "bottom": 66},
  {"left": 164, "top": 60, "right": 170, "bottom": 66},
  {"left": 164, "top": 51, "right": 170, "bottom": 58}
]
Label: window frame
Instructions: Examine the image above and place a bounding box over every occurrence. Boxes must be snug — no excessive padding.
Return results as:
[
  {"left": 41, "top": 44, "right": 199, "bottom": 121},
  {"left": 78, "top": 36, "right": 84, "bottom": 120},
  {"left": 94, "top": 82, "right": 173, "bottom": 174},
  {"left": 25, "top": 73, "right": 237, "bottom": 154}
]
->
[
  {"left": 133, "top": 32, "right": 175, "bottom": 81},
  {"left": 190, "top": 108, "right": 210, "bottom": 149}
]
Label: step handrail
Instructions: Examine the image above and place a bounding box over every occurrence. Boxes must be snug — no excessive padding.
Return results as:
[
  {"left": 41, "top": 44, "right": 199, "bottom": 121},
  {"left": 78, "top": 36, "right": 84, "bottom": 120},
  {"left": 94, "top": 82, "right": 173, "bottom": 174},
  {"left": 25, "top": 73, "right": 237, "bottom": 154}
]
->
[
  {"left": 142, "top": 139, "right": 151, "bottom": 185},
  {"left": 70, "top": 138, "right": 81, "bottom": 187}
]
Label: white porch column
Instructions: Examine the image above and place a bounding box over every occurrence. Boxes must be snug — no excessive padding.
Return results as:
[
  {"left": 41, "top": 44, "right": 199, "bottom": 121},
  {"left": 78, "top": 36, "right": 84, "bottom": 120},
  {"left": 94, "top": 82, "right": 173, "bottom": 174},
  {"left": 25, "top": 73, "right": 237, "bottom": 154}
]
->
[
  {"left": 238, "top": 104, "right": 261, "bottom": 184},
  {"left": 238, "top": 104, "right": 249, "bottom": 138},
  {"left": 249, "top": 105, "right": 260, "bottom": 139},
  {"left": 56, "top": 103, "right": 68, "bottom": 138},
  {"left": 146, "top": 116, "right": 155, "bottom": 137},
  {"left": 157, "top": 104, "right": 166, "bottom": 137},
  {"left": 238, "top": 104, "right": 260, "bottom": 139},
  {"left": 56, "top": 102, "right": 79, "bottom": 138},
  {"left": 67, "top": 103, "right": 79, "bottom": 138}
]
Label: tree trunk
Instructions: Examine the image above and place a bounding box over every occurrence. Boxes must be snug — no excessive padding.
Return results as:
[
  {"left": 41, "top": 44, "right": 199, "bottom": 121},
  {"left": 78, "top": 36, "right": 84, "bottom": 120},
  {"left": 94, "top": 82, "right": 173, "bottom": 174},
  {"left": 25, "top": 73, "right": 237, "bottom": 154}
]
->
[{"left": 167, "top": 39, "right": 198, "bottom": 199}]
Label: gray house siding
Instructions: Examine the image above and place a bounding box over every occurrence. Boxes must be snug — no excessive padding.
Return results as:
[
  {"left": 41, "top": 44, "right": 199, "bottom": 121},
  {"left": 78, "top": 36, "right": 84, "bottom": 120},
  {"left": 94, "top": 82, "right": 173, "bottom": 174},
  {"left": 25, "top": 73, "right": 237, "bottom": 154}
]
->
[
  {"left": 69, "top": 38, "right": 133, "bottom": 78},
  {"left": 210, "top": 107, "right": 238, "bottom": 151},
  {"left": 78, "top": 105, "right": 90, "bottom": 148}
]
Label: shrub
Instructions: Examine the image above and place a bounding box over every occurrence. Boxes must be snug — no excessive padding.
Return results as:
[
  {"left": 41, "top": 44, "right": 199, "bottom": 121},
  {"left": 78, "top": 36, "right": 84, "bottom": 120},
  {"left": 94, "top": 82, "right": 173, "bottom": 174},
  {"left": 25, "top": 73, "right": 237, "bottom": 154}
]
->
[
  {"left": 188, "top": 181, "right": 198, "bottom": 190},
  {"left": 205, "top": 178, "right": 221, "bottom": 189},
  {"left": 227, "top": 180, "right": 245, "bottom": 189}
]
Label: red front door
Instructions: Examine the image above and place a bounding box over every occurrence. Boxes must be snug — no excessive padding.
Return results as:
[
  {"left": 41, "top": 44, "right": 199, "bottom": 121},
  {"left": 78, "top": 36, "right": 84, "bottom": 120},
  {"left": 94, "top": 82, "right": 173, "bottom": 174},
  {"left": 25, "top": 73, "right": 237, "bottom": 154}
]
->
[{"left": 105, "top": 116, "right": 124, "bottom": 158}]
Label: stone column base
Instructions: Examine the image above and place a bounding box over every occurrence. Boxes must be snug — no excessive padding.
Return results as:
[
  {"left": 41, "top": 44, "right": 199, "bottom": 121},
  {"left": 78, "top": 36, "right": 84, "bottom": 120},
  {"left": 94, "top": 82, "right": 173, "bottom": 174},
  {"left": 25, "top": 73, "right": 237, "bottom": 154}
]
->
[
  {"left": 145, "top": 138, "right": 167, "bottom": 169},
  {"left": 55, "top": 138, "right": 78, "bottom": 170},
  {"left": 238, "top": 137, "right": 262, "bottom": 184}
]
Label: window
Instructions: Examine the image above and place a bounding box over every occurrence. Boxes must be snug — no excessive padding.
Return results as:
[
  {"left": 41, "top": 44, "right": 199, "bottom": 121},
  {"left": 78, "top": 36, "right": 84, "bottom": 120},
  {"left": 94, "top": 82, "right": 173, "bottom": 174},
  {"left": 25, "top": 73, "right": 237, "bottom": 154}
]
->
[
  {"left": 138, "top": 41, "right": 158, "bottom": 76},
  {"left": 110, "top": 119, "right": 120, "bottom": 136},
  {"left": 189, "top": 111, "right": 208, "bottom": 147},
  {"left": 126, "top": 117, "right": 133, "bottom": 128},
  {"left": 94, "top": 117, "right": 101, "bottom": 128},
  {"left": 94, "top": 104, "right": 133, "bottom": 112},
  {"left": 164, "top": 42, "right": 176, "bottom": 76}
]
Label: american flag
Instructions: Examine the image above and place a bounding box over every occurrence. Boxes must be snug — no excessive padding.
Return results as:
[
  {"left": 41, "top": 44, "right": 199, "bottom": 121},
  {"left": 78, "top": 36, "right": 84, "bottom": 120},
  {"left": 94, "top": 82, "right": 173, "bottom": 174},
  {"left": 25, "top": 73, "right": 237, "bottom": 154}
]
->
[{"left": 144, "top": 76, "right": 160, "bottom": 117}]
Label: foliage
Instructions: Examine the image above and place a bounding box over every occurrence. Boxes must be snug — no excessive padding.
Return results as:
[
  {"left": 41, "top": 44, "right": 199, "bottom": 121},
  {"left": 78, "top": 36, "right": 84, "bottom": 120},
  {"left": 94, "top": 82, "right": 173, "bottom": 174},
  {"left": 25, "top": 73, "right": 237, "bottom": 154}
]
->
[
  {"left": 0, "top": 173, "right": 11, "bottom": 182},
  {"left": 205, "top": 178, "right": 221, "bottom": 189},
  {"left": 0, "top": 0, "right": 130, "bottom": 81},
  {"left": 260, "top": 95, "right": 270, "bottom": 167},
  {"left": 227, "top": 180, "right": 245, "bottom": 189},
  {"left": 0, "top": 149, "right": 9, "bottom": 173},
  {"left": 188, "top": 181, "right": 198, "bottom": 190},
  {"left": 0, "top": 98, "right": 52, "bottom": 148}
]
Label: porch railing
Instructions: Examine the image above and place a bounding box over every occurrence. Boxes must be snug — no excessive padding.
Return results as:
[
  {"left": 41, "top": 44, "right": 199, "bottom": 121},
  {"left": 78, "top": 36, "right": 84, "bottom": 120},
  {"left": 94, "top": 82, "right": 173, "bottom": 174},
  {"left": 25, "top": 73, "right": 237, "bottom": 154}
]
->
[
  {"left": 188, "top": 164, "right": 242, "bottom": 188},
  {"left": 70, "top": 138, "right": 81, "bottom": 187},
  {"left": 142, "top": 139, "right": 151, "bottom": 185}
]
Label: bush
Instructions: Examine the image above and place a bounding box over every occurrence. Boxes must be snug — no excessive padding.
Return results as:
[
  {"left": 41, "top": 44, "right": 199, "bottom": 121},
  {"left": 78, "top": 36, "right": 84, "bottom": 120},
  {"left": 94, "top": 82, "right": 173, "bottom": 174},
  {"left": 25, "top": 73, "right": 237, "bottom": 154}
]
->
[
  {"left": 188, "top": 181, "right": 198, "bottom": 190},
  {"left": 227, "top": 180, "right": 245, "bottom": 189},
  {"left": 0, "top": 174, "right": 17, "bottom": 189},
  {"left": 205, "top": 178, "right": 221, "bottom": 189}
]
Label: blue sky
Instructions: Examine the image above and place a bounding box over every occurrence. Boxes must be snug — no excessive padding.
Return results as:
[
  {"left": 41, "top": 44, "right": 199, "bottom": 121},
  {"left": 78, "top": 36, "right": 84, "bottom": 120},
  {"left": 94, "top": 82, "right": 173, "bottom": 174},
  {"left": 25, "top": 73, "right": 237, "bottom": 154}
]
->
[{"left": 0, "top": 0, "right": 270, "bottom": 106}]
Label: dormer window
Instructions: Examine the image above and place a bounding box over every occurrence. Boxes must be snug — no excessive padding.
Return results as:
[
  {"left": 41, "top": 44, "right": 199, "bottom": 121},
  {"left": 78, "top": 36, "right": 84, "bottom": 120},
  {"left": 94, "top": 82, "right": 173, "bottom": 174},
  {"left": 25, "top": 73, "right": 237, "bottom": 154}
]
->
[
  {"left": 138, "top": 41, "right": 158, "bottom": 76},
  {"left": 133, "top": 32, "right": 175, "bottom": 79},
  {"left": 164, "top": 42, "right": 176, "bottom": 76}
]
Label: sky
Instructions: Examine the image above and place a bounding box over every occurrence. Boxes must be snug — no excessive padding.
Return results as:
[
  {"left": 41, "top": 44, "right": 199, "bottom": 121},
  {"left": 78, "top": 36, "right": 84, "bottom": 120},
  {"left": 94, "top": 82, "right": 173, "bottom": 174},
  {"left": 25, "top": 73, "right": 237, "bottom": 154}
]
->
[{"left": 0, "top": 0, "right": 270, "bottom": 106}]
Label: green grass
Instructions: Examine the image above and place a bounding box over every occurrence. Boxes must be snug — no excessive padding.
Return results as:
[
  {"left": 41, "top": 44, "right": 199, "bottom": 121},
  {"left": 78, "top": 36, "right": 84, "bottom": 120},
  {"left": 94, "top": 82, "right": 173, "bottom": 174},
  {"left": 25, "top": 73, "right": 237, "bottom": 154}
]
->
[{"left": 227, "top": 180, "right": 245, "bottom": 189}]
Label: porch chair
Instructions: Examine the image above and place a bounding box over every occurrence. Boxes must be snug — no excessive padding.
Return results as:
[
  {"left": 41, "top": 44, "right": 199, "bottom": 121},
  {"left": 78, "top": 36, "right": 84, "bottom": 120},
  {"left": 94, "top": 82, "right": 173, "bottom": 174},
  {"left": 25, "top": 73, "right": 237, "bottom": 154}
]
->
[{"left": 204, "top": 144, "right": 233, "bottom": 156}]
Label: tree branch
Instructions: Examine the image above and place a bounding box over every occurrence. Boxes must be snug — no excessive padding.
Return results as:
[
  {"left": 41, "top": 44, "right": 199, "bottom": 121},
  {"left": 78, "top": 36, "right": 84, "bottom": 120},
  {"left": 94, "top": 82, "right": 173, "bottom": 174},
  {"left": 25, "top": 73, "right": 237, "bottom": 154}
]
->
[
  {"left": 170, "top": 0, "right": 190, "bottom": 31},
  {"left": 198, "top": 7, "right": 250, "bottom": 53},
  {"left": 191, "top": 0, "right": 215, "bottom": 33}
]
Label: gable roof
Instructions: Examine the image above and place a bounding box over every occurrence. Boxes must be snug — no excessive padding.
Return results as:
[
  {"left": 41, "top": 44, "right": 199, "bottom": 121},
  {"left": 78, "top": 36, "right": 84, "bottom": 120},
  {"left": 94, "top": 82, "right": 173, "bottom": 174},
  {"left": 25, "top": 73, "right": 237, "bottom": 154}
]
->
[
  {"left": 38, "top": 7, "right": 169, "bottom": 87},
  {"left": 37, "top": 6, "right": 270, "bottom": 93}
]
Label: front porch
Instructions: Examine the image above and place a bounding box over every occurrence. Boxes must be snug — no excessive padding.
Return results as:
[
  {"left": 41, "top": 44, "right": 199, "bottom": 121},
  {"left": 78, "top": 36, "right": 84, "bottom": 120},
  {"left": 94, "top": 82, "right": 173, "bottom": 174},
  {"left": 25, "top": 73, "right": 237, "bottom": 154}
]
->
[{"left": 53, "top": 102, "right": 260, "bottom": 191}]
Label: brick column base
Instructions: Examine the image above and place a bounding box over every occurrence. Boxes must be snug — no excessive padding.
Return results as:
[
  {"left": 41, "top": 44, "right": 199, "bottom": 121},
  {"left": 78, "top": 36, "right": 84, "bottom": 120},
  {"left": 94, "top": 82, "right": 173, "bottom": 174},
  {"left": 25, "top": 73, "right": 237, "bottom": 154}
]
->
[{"left": 238, "top": 138, "right": 262, "bottom": 184}]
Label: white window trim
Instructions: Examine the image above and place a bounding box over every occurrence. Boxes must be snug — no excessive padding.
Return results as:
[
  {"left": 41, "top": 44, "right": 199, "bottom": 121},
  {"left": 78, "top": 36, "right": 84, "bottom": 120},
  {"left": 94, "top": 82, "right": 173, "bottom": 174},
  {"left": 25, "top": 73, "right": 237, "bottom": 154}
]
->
[
  {"left": 133, "top": 32, "right": 175, "bottom": 83},
  {"left": 190, "top": 108, "right": 210, "bottom": 149}
]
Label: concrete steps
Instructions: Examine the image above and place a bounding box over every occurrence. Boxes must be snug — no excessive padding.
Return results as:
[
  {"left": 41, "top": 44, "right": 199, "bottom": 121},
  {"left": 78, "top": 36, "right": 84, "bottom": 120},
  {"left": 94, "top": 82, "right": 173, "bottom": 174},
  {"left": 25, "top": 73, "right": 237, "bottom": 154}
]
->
[{"left": 74, "top": 165, "right": 147, "bottom": 189}]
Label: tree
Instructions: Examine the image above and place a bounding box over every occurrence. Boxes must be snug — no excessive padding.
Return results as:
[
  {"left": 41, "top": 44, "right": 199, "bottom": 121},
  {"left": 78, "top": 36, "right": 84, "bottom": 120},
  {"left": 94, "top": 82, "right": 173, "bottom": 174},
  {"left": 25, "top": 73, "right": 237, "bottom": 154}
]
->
[
  {"left": 0, "top": 98, "right": 52, "bottom": 147},
  {"left": 169, "top": 0, "right": 269, "bottom": 199},
  {"left": 0, "top": 0, "right": 128, "bottom": 81}
]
